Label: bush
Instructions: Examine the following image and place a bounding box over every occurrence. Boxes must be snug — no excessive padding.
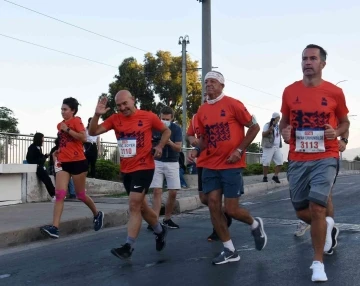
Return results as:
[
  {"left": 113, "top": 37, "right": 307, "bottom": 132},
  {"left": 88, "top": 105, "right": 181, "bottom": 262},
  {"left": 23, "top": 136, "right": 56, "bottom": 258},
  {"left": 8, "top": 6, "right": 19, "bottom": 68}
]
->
[
  {"left": 243, "top": 162, "right": 288, "bottom": 176},
  {"left": 94, "top": 159, "right": 119, "bottom": 181}
]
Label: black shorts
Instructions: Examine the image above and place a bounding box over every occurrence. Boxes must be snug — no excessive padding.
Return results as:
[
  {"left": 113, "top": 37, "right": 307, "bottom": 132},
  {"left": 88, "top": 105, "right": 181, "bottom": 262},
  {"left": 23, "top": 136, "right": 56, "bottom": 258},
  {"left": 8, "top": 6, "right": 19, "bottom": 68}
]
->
[
  {"left": 197, "top": 167, "right": 203, "bottom": 192},
  {"left": 122, "top": 169, "right": 155, "bottom": 195},
  {"left": 60, "top": 160, "right": 88, "bottom": 175}
]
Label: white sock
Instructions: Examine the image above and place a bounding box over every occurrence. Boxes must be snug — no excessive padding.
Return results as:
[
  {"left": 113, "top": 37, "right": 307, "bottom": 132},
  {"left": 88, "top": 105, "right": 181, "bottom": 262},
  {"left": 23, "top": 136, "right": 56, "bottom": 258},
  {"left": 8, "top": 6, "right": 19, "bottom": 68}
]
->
[
  {"left": 251, "top": 219, "right": 259, "bottom": 230},
  {"left": 223, "top": 240, "right": 235, "bottom": 252}
]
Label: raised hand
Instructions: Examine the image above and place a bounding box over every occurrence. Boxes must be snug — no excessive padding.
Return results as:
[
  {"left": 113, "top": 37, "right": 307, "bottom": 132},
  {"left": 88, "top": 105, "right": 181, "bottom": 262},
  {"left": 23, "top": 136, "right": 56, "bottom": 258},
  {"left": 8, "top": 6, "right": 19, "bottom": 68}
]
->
[{"left": 95, "top": 97, "right": 110, "bottom": 116}]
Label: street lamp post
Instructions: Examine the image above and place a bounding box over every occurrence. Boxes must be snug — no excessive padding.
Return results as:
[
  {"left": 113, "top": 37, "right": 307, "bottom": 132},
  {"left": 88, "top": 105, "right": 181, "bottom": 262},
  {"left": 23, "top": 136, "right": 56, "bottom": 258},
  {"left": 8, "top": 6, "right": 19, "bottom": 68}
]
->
[
  {"left": 197, "top": 0, "right": 212, "bottom": 103},
  {"left": 335, "top": 80, "right": 348, "bottom": 167},
  {"left": 179, "top": 35, "right": 190, "bottom": 149}
]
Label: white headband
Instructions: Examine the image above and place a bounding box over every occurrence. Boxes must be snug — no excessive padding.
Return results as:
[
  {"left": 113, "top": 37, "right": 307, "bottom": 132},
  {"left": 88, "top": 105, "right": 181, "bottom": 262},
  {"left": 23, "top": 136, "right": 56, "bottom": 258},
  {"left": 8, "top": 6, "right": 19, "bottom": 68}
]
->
[{"left": 204, "top": 71, "right": 225, "bottom": 84}]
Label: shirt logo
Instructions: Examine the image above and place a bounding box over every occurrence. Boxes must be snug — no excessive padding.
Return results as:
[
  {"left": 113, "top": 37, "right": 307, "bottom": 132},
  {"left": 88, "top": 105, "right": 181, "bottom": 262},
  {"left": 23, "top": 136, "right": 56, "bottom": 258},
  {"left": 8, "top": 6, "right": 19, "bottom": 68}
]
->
[
  {"left": 293, "top": 96, "right": 301, "bottom": 104},
  {"left": 220, "top": 109, "right": 226, "bottom": 117},
  {"left": 321, "top": 97, "right": 327, "bottom": 106},
  {"left": 138, "top": 120, "right": 143, "bottom": 126}
]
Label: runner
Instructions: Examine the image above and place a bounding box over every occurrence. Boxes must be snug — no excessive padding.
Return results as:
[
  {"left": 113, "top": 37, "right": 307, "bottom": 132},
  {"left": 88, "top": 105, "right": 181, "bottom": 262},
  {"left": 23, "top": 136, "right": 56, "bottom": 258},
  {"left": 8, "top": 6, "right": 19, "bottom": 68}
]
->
[
  {"left": 40, "top": 97, "right": 104, "bottom": 239},
  {"left": 88, "top": 90, "right": 171, "bottom": 259},
  {"left": 280, "top": 44, "right": 350, "bottom": 282},
  {"left": 189, "top": 71, "right": 267, "bottom": 265},
  {"left": 187, "top": 110, "right": 232, "bottom": 242},
  {"left": 294, "top": 132, "right": 348, "bottom": 250}
]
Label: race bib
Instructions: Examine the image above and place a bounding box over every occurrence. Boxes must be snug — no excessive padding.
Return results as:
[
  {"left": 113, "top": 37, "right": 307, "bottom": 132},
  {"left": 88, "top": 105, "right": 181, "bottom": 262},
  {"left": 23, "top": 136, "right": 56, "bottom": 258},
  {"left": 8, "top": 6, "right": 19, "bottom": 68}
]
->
[
  {"left": 118, "top": 137, "right": 137, "bottom": 158},
  {"left": 54, "top": 160, "right": 63, "bottom": 173},
  {"left": 295, "top": 129, "right": 325, "bottom": 153}
]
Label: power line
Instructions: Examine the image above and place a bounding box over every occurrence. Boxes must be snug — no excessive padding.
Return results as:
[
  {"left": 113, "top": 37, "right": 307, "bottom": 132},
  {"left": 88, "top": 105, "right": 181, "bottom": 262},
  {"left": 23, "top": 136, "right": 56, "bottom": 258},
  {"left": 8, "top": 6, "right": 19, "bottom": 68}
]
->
[
  {"left": 5, "top": 0, "right": 281, "bottom": 101},
  {"left": 0, "top": 33, "right": 118, "bottom": 68},
  {"left": 4, "top": 0, "right": 149, "bottom": 53}
]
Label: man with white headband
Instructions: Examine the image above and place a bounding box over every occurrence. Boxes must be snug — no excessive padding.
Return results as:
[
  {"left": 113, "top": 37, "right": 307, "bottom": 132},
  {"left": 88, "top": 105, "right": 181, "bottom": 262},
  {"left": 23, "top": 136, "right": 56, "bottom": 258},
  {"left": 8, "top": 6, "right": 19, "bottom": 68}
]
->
[{"left": 188, "top": 71, "right": 267, "bottom": 265}]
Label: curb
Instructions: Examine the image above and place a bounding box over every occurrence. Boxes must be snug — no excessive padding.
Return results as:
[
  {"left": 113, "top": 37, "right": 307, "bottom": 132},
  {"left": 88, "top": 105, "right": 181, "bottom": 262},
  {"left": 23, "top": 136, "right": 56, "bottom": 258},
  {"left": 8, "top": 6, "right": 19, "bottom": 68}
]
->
[{"left": 0, "top": 209, "right": 129, "bottom": 249}]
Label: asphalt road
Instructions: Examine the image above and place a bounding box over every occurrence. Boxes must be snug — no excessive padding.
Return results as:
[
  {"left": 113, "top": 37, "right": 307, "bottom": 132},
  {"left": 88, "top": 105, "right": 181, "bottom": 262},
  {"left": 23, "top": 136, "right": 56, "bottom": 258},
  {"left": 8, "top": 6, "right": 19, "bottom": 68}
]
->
[{"left": 0, "top": 174, "right": 359, "bottom": 286}]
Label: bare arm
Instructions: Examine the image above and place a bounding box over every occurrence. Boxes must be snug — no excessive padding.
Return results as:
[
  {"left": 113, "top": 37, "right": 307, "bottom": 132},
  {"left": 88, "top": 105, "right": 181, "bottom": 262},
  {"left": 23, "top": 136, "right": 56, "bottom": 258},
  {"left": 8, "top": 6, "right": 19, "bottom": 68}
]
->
[
  {"left": 238, "top": 121, "right": 260, "bottom": 151},
  {"left": 158, "top": 126, "right": 171, "bottom": 149},
  {"left": 69, "top": 130, "right": 86, "bottom": 143},
  {"left": 88, "top": 114, "right": 108, "bottom": 136},
  {"left": 279, "top": 115, "right": 290, "bottom": 133},
  {"left": 336, "top": 116, "right": 350, "bottom": 138}
]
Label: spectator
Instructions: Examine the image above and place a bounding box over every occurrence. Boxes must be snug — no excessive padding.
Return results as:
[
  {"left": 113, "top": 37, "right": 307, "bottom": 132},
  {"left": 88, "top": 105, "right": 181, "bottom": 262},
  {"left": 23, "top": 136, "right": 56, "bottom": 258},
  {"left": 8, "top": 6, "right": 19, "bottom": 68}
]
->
[
  {"left": 26, "top": 133, "right": 55, "bottom": 200},
  {"left": 84, "top": 117, "right": 100, "bottom": 178}
]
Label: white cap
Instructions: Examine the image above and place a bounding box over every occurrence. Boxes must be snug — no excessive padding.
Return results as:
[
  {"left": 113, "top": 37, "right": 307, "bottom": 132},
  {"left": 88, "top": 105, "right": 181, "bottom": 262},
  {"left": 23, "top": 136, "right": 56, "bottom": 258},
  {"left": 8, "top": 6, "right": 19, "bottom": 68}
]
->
[{"left": 272, "top": 112, "right": 280, "bottom": 119}]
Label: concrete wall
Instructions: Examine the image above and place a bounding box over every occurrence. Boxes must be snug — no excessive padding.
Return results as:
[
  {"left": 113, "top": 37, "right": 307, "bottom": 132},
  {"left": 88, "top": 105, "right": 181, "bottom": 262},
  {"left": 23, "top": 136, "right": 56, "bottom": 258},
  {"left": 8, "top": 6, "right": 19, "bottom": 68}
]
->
[{"left": 25, "top": 173, "right": 197, "bottom": 202}]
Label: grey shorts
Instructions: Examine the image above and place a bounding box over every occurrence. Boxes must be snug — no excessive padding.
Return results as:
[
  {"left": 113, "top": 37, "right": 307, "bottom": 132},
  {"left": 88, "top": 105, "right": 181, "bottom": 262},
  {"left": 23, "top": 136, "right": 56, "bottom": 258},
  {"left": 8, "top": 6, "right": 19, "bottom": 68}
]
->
[
  {"left": 287, "top": 157, "right": 338, "bottom": 211},
  {"left": 202, "top": 168, "right": 244, "bottom": 198}
]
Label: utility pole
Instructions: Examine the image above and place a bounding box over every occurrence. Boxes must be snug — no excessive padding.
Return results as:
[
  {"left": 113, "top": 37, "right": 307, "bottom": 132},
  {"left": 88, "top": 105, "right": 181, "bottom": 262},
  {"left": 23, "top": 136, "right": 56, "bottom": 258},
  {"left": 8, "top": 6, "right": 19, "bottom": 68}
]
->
[
  {"left": 179, "top": 35, "right": 190, "bottom": 149},
  {"left": 197, "top": 0, "right": 212, "bottom": 102}
]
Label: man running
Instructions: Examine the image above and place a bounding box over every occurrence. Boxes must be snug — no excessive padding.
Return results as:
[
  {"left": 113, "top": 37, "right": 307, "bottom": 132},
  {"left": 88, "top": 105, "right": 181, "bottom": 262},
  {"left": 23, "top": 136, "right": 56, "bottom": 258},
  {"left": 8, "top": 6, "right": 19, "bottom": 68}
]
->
[
  {"left": 187, "top": 111, "right": 232, "bottom": 241},
  {"left": 88, "top": 90, "right": 171, "bottom": 259},
  {"left": 189, "top": 71, "right": 267, "bottom": 265},
  {"left": 280, "top": 44, "right": 350, "bottom": 282}
]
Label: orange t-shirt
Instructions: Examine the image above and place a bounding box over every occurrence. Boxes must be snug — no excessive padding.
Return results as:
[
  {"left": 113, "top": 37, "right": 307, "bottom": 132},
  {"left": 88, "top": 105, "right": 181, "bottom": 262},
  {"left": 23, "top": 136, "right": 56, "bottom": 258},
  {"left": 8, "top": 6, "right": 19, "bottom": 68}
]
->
[
  {"left": 186, "top": 114, "right": 201, "bottom": 138},
  {"left": 281, "top": 80, "right": 349, "bottom": 161},
  {"left": 57, "top": 117, "right": 86, "bottom": 162},
  {"left": 101, "top": 109, "right": 165, "bottom": 173},
  {"left": 196, "top": 95, "right": 252, "bottom": 169}
]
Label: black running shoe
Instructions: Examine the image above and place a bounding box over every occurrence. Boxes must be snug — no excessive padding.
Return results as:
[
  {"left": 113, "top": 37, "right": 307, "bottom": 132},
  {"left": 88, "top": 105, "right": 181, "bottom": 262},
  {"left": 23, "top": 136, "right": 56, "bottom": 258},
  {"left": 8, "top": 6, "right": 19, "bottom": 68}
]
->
[
  {"left": 111, "top": 243, "right": 133, "bottom": 260},
  {"left": 251, "top": 217, "right": 267, "bottom": 251},
  {"left": 40, "top": 225, "right": 59, "bottom": 239},
  {"left": 163, "top": 218, "right": 179, "bottom": 229},
  {"left": 155, "top": 224, "right": 168, "bottom": 251},
  {"left": 272, "top": 176, "right": 281, "bottom": 184},
  {"left": 263, "top": 177, "right": 268, "bottom": 182},
  {"left": 207, "top": 229, "right": 220, "bottom": 242},
  {"left": 224, "top": 212, "right": 232, "bottom": 227},
  {"left": 93, "top": 211, "right": 104, "bottom": 231}
]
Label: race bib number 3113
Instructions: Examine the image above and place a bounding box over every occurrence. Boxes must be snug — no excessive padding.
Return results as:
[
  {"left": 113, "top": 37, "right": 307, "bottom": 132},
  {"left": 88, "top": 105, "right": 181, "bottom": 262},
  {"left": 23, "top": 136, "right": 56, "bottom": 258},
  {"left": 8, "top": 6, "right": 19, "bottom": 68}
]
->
[
  {"left": 118, "top": 137, "right": 137, "bottom": 158},
  {"left": 295, "top": 129, "right": 325, "bottom": 153}
]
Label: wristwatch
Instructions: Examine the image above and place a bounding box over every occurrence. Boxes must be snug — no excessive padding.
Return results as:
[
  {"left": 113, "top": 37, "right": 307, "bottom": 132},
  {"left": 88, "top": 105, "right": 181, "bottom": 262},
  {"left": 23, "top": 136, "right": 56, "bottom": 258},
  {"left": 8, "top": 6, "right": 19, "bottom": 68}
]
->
[
  {"left": 341, "top": 138, "right": 348, "bottom": 144},
  {"left": 66, "top": 127, "right": 71, "bottom": 133},
  {"left": 237, "top": 148, "right": 243, "bottom": 155}
]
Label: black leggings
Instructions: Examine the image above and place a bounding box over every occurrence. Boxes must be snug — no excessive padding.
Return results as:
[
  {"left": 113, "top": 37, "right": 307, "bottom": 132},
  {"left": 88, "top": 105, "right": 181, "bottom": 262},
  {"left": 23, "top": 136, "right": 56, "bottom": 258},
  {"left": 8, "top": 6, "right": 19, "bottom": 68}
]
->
[
  {"left": 36, "top": 167, "right": 55, "bottom": 197},
  {"left": 84, "top": 143, "right": 98, "bottom": 178}
]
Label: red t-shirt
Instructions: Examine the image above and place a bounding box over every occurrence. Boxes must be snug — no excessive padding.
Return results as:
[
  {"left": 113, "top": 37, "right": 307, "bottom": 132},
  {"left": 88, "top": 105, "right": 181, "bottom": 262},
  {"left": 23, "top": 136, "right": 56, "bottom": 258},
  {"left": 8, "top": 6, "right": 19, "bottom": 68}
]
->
[
  {"left": 101, "top": 109, "right": 165, "bottom": 173},
  {"left": 196, "top": 95, "right": 252, "bottom": 169},
  {"left": 57, "top": 117, "right": 86, "bottom": 162},
  {"left": 281, "top": 80, "right": 349, "bottom": 161}
]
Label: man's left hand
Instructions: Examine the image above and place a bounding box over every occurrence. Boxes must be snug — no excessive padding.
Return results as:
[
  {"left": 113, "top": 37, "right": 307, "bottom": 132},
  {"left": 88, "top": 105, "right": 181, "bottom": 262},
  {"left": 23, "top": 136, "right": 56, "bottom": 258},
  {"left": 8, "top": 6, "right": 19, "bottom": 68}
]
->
[
  {"left": 338, "top": 139, "right": 347, "bottom": 152},
  {"left": 226, "top": 150, "right": 242, "bottom": 164},
  {"left": 153, "top": 145, "right": 163, "bottom": 158}
]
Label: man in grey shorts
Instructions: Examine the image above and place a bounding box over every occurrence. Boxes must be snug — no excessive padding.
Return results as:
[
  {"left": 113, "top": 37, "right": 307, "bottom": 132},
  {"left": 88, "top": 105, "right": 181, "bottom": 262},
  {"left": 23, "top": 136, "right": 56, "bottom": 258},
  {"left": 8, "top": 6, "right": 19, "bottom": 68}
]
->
[{"left": 280, "top": 44, "right": 350, "bottom": 282}]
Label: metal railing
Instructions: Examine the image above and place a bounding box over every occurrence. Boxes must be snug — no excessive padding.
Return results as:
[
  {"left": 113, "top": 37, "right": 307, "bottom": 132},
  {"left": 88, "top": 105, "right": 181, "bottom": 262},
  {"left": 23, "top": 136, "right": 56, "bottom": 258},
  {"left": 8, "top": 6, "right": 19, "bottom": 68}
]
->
[
  {"left": 2, "top": 132, "right": 359, "bottom": 170},
  {"left": 0, "top": 132, "right": 119, "bottom": 164}
]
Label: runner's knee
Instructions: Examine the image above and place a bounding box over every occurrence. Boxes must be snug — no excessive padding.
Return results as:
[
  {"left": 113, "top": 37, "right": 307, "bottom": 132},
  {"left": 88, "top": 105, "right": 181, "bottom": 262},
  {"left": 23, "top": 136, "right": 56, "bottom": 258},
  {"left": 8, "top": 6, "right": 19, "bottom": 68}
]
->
[
  {"left": 55, "top": 189, "right": 66, "bottom": 201},
  {"left": 77, "top": 190, "right": 87, "bottom": 202}
]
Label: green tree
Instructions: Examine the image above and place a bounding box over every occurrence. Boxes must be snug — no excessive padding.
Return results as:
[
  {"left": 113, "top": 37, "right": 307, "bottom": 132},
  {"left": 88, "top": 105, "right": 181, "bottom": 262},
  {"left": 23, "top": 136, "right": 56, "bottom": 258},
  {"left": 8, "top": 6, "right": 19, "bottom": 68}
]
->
[
  {"left": 354, "top": 155, "right": 360, "bottom": 161},
  {"left": 0, "top": 107, "right": 19, "bottom": 133},
  {"left": 247, "top": 142, "right": 262, "bottom": 153},
  {"left": 100, "top": 51, "right": 202, "bottom": 125}
]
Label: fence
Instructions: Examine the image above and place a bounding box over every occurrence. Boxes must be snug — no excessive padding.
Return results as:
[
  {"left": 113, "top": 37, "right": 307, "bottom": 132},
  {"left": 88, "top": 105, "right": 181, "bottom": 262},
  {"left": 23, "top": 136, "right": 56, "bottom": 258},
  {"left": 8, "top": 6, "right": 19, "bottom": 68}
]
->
[
  {"left": 0, "top": 132, "right": 119, "bottom": 164},
  {"left": 4, "top": 132, "right": 359, "bottom": 170}
]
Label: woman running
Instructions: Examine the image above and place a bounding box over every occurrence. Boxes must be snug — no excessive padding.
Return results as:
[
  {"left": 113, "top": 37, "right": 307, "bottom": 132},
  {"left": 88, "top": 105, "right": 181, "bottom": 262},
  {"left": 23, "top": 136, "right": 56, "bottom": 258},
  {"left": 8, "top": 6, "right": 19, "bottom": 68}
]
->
[{"left": 40, "top": 97, "right": 104, "bottom": 239}]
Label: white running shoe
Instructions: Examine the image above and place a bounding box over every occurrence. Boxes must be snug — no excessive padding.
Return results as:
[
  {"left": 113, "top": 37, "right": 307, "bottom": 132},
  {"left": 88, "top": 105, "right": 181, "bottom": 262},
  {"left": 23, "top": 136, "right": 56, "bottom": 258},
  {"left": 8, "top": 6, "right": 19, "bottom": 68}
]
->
[
  {"left": 294, "top": 221, "right": 310, "bottom": 237},
  {"left": 310, "top": 261, "right": 328, "bottom": 282},
  {"left": 324, "top": 217, "right": 334, "bottom": 252}
]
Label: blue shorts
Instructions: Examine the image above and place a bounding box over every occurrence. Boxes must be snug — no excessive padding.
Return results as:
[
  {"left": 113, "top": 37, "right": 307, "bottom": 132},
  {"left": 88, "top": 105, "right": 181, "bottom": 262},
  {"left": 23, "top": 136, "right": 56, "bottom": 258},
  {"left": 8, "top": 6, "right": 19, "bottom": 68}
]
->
[{"left": 202, "top": 168, "right": 244, "bottom": 198}]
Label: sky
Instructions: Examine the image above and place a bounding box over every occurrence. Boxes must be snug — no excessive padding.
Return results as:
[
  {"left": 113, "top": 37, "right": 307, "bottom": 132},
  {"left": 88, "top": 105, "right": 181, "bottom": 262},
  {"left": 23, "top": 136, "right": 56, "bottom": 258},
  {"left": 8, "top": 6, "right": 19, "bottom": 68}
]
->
[{"left": 1, "top": 0, "right": 360, "bottom": 160}]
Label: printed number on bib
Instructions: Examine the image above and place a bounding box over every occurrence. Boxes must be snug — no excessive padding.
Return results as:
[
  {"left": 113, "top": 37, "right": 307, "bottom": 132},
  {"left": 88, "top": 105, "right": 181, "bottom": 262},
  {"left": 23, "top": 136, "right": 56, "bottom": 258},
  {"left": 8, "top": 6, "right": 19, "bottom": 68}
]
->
[
  {"left": 118, "top": 137, "right": 137, "bottom": 158},
  {"left": 295, "top": 129, "right": 325, "bottom": 153}
]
